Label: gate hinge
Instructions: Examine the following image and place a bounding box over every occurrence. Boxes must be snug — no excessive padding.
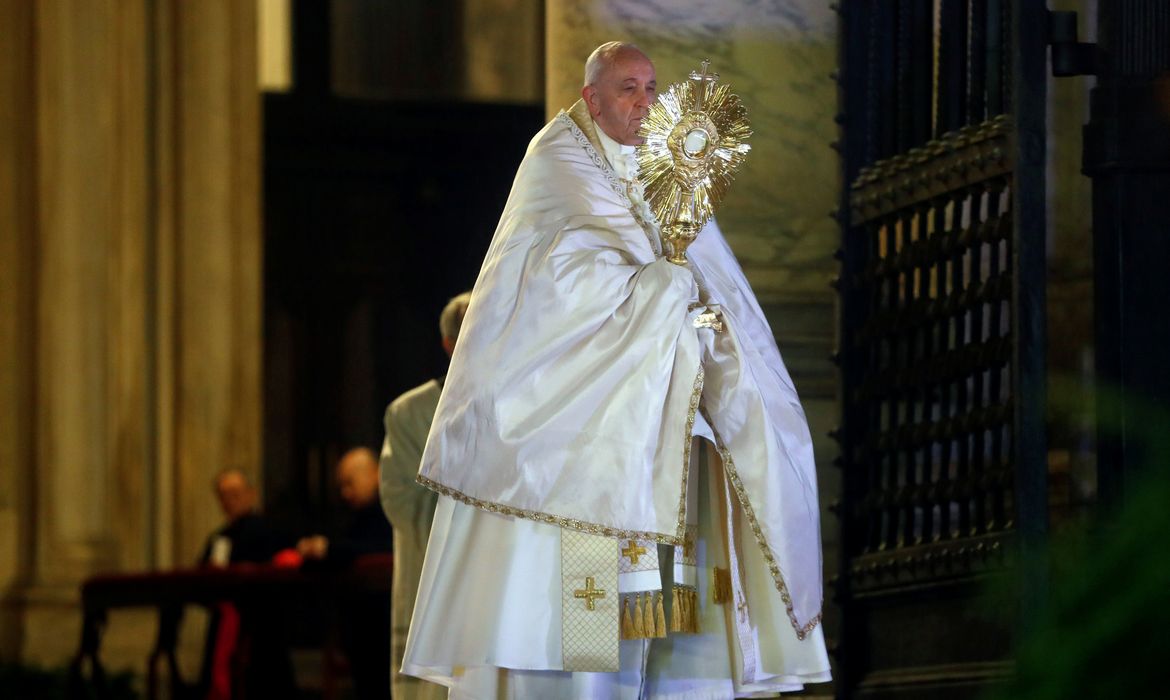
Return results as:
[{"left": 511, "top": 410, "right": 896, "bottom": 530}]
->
[{"left": 1048, "top": 10, "right": 1098, "bottom": 77}]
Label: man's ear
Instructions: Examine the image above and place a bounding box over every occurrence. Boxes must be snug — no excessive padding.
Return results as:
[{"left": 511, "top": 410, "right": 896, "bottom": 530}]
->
[{"left": 582, "top": 85, "right": 600, "bottom": 116}]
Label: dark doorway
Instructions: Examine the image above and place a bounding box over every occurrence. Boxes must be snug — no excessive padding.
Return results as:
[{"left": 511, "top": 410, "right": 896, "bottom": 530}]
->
[{"left": 261, "top": 1, "right": 545, "bottom": 536}]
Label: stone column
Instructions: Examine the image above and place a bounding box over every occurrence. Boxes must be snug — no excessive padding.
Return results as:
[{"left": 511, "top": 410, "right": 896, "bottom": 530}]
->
[
  {"left": 0, "top": 0, "right": 37, "bottom": 660},
  {"left": 0, "top": 0, "right": 261, "bottom": 669}
]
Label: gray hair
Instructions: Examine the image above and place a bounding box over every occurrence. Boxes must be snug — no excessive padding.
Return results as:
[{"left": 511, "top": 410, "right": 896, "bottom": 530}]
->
[
  {"left": 439, "top": 292, "right": 472, "bottom": 341},
  {"left": 584, "top": 41, "right": 644, "bottom": 87}
]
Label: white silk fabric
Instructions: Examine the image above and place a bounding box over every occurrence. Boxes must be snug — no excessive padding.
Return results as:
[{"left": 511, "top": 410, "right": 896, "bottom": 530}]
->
[{"left": 417, "top": 102, "right": 822, "bottom": 633}]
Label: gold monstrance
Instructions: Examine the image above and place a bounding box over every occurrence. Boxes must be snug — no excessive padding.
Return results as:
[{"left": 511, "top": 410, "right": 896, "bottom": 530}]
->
[{"left": 636, "top": 60, "right": 752, "bottom": 264}]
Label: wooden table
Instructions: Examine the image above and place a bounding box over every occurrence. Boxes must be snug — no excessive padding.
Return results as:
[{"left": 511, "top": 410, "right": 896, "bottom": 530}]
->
[{"left": 69, "top": 556, "right": 392, "bottom": 699}]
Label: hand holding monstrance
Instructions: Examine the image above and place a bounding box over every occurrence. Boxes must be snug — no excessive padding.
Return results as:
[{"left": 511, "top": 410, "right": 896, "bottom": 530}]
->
[{"left": 636, "top": 60, "right": 752, "bottom": 264}]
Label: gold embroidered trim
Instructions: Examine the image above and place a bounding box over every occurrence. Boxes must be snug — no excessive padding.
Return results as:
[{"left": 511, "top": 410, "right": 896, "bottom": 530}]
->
[
  {"left": 712, "top": 567, "right": 733, "bottom": 604},
  {"left": 677, "top": 524, "right": 699, "bottom": 566},
  {"left": 676, "top": 367, "right": 706, "bottom": 538},
  {"left": 701, "top": 408, "right": 823, "bottom": 640},
  {"left": 416, "top": 473, "right": 686, "bottom": 546},
  {"left": 558, "top": 104, "right": 665, "bottom": 259},
  {"left": 561, "top": 529, "right": 620, "bottom": 671}
]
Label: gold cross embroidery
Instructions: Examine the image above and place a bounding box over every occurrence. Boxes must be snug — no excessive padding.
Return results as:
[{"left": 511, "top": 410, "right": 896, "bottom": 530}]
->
[
  {"left": 621, "top": 540, "right": 648, "bottom": 565},
  {"left": 683, "top": 532, "right": 697, "bottom": 560},
  {"left": 573, "top": 576, "right": 606, "bottom": 611}
]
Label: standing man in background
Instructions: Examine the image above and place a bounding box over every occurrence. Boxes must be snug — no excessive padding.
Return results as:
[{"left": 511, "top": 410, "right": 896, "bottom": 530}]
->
[{"left": 379, "top": 292, "right": 471, "bottom": 700}]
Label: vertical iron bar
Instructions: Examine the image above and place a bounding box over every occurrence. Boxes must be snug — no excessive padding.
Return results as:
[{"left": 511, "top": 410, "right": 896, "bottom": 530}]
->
[
  {"left": 837, "top": 1, "right": 877, "bottom": 693},
  {"left": 954, "top": 191, "right": 973, "bottom": 537},
  {"left": 896, "top": 1, "right": 913, "bottom": 153},
  {"left": 875, "top": 1, "right": 900, "bottom": 161},
  {"left": 986, "top": 179, "right": 1008, "bottom": 531},
  {"left": 969, "top": 0, "right": 989, "bottom": 122},
  {"left": 909, "top": 0, "right": 935, "bottom": 146},
  {"left": 933, "top": 198, "right": 957, "bottom": 539},
  {"left": 1010, "top": 0, "right": 1050, "bottom": 635},
  {"left": 937, "top": 0, "right": 971, "bottom": 134},
  {"left": 968, "top": 184, "right": 988, "bottom": 533},
  {"left": 985, "top": 0, "right": 1004, "bottom": 115}
]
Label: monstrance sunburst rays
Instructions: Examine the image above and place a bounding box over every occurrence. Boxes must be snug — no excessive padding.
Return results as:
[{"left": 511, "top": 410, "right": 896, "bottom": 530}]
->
[{"left": 636, "top": 60, "right": 752, "bottom": 264}]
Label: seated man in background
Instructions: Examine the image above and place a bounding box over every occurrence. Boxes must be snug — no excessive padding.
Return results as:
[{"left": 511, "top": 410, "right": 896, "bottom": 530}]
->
[
  {"left": 200, "top": 468, "right": 287, "bottom": 566},
  {"left": 199, "top": 468, "right": 296, "bottom": 699},
  {"left": 298, "top": 447, "right": 394, "bottom": 566},
  {"left": 299, "top": 447, "right": 393, "bottom": 700}
]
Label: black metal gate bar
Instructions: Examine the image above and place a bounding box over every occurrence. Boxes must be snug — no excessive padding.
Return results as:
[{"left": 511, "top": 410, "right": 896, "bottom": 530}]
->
[{"left": 1008, "top": 0, "right": 1050, "bottom": 630}]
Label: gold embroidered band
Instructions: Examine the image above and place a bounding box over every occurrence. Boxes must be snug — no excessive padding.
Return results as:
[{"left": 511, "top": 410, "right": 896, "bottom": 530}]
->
[{"left": 561, "top": 529, "right": 619, "bottom": 672}]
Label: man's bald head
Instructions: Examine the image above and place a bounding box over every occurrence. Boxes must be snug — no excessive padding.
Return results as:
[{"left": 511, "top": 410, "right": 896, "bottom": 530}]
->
[
  {"left": 582, "top": 41, "right": 657, "bottom": 146},
  {"left": 583, "top": 42, "right": 647, "bottom": 87},
  {"left": 336, "top": 447, "right": 380, "bottom": 509},
  {"left": 213, "top": 468, "right": 257, "bottom": 522}
]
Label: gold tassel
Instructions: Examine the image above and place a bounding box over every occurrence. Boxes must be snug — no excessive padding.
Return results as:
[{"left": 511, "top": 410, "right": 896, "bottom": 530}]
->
[
  {"left": 631, "top": 592, "right": 646, "bottom": 638},
  {"left": 654, "top": 591, "right": 667, "bottom": 638},
  {"left": 689, "top": 588, "right": 700, "bottom": 633},
  {"left": 621, "top": 595, "right": 635, "bottom": 640},
  {"left": 713, "top": 567, "right": 732, "bottom": 604},
  {"left": 669, "top": 585, "right": 701, "bottom": 634},
  {"left": 641, "top": 592, "right": 654, "bottom": 637},
  {"left": 670, "top": 586, "right": 682, "bottom": 632}
]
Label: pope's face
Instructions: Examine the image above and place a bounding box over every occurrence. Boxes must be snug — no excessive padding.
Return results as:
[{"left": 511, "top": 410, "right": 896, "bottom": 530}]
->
[{"left": 585, "top": 50, "right": 657, "bottom": 146}]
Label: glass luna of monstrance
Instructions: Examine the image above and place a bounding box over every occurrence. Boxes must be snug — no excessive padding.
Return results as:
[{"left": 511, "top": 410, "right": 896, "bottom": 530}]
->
[{"left": 636, "top": 60, "right": 752, "bottom": 265}]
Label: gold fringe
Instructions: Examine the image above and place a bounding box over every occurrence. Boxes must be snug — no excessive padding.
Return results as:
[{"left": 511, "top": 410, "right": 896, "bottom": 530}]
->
[
  {"left": 689, "top": 588, "right": 700, "bottom": 633},
  {"left": 673, "top": 587, "right": 697, "bottom": 636},
  {"left": 621, "top": 596, "right": 635, "bottom": 640},
  {"left": 670, "top": 586, "right": 682, "bottom": 632},
  {"left": 621, "top": 591, "right": 671, "bottom": 640},
  {"left": 641, "top": 593, "right": 654, "bottom": 637},
  {"left": 653, "top": 592, "right": 667, "bottom": 638},
  {"left": 623, "top": 588, "right": 700, "bottom": 638},
  {"left": 668, "top": 585, "right": 701, "bottom": 634},
  {"left": 713, "top": 567, "right": 732, "bottom": 604},
  {"left": 631, "top": 593, "right": 646, "bottom": 638}
]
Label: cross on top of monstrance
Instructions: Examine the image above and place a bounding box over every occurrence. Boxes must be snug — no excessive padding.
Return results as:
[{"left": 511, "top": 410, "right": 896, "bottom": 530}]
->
[
  {"left": 636, "top": 59, "right": 751, "bottom": 264},
  {"left": 688, "top": 59, "right": 719, "bottom": 110}
]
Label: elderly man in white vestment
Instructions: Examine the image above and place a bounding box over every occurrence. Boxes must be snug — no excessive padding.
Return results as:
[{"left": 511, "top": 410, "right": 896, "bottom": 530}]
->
[
  {"left": 380, "top": 292, "right": 471, "bottom": 700},
  {"left": 402, "top": 42, "right": 832, "bottom": 699}
]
